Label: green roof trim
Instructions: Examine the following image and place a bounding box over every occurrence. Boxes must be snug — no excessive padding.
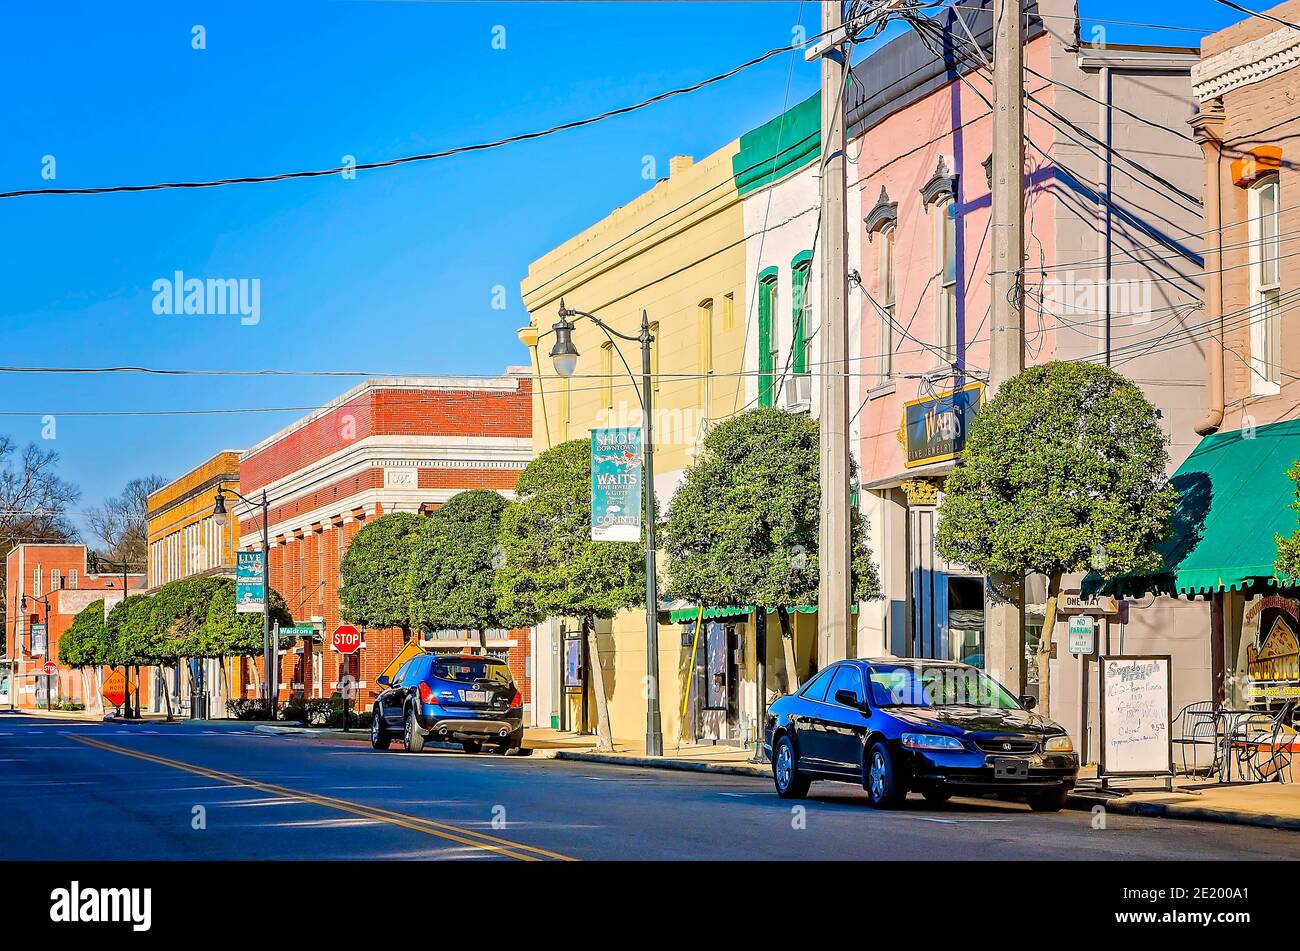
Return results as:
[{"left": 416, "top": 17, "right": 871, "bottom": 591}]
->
[
  {"left": 733, "top": 92, "right": 821, "bottom": 197},
  {"left": 1088, "top": 418, "right": 1300, "bottom": 598}
]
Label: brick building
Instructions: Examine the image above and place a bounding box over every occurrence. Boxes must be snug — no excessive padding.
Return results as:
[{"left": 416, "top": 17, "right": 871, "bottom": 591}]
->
[
  {"left": 2, "top": 543, "right": 144, "bottom": 711},
  {"left": 234, "top": 371, "right": 534, "bottom": 715}
]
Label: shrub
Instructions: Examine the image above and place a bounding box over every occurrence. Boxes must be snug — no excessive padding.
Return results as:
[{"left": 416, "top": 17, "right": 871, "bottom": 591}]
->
[{"left": 226, "top": 698, "right": 275, "bottom": 721}]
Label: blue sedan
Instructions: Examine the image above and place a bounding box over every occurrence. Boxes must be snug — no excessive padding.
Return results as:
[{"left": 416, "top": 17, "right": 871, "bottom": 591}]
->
[{"left": 763, "top": 659, "right": 1079, "bottom": 810}]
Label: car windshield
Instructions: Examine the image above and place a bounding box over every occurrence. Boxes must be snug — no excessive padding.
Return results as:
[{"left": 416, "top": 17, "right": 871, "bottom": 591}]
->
[
  {"left": 431, "top": 659, "right": 512, "bottom": 685},
  {"left": 867, "top": 663, "right": 1020, "bottom": 710}
]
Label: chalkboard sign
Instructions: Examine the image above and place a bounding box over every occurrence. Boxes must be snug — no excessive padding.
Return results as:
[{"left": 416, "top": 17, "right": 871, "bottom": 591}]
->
[{"left": 1098, "top": 655, "right": 1173, "bottom": 780}]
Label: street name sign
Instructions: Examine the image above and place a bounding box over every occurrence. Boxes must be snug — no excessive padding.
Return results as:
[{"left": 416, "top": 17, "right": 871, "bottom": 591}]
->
[{"left": 332, "top": 625, "right": 362, "bottom": 654}]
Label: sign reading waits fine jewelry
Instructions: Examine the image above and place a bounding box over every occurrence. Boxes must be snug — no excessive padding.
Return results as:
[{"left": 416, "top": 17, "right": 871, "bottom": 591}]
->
[
  {"left": 590, "top": 427, "right": 642, "bottom": 542},
  {"left": 235, "top": 550, "right": 265, "bottom": 614}
]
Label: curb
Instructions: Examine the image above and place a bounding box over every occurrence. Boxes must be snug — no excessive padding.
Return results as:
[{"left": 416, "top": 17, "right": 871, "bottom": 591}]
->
[
  {"left": 1067, "top": 791, "right": 1300, "bottom": 833},
  {"left": 551, "top": 749, "right": 769, "bottom": 778}
]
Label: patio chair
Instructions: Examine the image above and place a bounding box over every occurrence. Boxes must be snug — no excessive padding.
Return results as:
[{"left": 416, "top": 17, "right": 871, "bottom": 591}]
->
[
  {"left": 1171, "top": 700, "right": 1219, "bottom": 776},
  {"left": 1229, "top": 703, "right": 1295, "bottom": 784}
]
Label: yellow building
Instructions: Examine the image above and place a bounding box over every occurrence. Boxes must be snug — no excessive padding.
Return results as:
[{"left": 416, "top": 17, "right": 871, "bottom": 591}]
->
[
  {"left": 145, "top": 449, "right": 243, "bottom": 716},
  {"left": 519, "top": 149, "right": 756, "bottom": 747}
]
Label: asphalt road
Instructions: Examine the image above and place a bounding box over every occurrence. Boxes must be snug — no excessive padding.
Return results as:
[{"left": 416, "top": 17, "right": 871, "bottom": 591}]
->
[{"left": 5, "top": 713, "right": 1300, "bottom": 861}]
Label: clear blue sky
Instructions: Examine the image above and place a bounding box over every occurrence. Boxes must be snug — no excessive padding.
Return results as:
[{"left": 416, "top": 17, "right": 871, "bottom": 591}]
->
[{"left": 0, "top": 0, "right": 1248, "bottom": 533}]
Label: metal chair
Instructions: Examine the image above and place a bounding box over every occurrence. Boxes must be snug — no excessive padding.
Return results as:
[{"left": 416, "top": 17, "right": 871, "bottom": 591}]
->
[
  {"left": 1228, "top": 702, "right": 1295, "bottom": 783},
  {"left": 1171, "top": 701, "right": 1219, "bottom": 776}
]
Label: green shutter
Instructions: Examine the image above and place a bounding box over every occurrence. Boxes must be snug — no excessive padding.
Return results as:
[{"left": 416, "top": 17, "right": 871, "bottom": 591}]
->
[
  {"left": 757, "top": 271, "right": 777, "bottom": 407},
  {"left": 791, "top": 256, "right": 811, "bottom": 376}
]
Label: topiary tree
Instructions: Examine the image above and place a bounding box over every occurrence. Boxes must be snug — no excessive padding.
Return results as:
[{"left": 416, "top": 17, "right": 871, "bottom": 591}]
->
[
  {"left": 408, "top": 490, "right": 510, "bottom": 649},
  {"left": 339, "top": 512, "right": 425, "bottom": 642},
  {"left": 936, "top": 361, "right": 1177, "bottom": 716},
  {"left": 105, "top": 594, "right": 156, "bottom": 718},
  {"left": 60, "top": 599, "right": 106, "bottom": 711},
  {"left": 496, "top": 439, "right": 645, "bottom": 750},
  {"left": 1275, "top": 462, "right": 1300, "bottom": 581},
  {"left": 665, "top": 407, "right": 881, "bottom": 693}
]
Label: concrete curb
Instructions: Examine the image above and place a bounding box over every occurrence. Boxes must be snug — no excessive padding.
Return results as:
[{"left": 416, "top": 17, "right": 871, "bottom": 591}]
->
[
  {"left": 1067, "top": 791, "right": 1300, "bottom": 832},
  {"left": 551, "top": 749, "right": 769, "bottom": 777}
]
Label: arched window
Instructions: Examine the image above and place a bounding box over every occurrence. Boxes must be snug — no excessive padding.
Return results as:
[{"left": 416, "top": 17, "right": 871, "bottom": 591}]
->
[
  {"left": 757, "top": 268, "right": 779, "bottom": 407},
  {"left": 1250, "top": 172, "right": 1282, "bottom": 393},
  {"left": 791, "top": 252, "right": 812, "bottom": 379},
  {"left": 921, "top": 157, "right": 959, "bottom": 363},
  {"left": 878, "top": 223, "right": 896, "bottom": 379},
  {"left": 697, "top": 298, "right": 714, "bottom": 408}
]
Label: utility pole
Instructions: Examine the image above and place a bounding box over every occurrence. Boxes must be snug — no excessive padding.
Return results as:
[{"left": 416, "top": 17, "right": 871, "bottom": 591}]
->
[
  {"left": 987, "top": 0, "right": 1027, "bottom": 694},
  {"left": 815, "top": 0, "right": 853, "bottom": 668}
]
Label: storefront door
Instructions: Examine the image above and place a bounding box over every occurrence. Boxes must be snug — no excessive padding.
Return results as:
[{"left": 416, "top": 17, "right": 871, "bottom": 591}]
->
[{"left": 693, "top": 621, "right": 739, "bottom": 744}]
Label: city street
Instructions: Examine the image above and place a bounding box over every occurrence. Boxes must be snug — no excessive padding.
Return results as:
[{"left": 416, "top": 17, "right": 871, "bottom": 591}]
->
[{"left": 4, "top": 714, "right": 1299, "bottom": 861}]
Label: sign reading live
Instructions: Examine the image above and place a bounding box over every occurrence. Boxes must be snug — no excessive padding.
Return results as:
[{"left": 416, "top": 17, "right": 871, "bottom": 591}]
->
[
  {"left": 235, "top": 550, "right": 265, "bottom": 614},
  {"left": 102, "top": 669, "right": 132, "bottom": 707},
  {"left": 900, "top": 382, "right": 983, "bottom": 468},
  {"left": 332, "top": 625, "right": 362, "bottom": 654},
  {"left": 590, "top": 427, "right": 642, "bottom": 542}
]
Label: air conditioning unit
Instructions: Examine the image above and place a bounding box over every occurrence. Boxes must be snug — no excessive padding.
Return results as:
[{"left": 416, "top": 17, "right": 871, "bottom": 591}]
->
[{"left": 783, "top": 374, "right": 812, "bottom": 411}]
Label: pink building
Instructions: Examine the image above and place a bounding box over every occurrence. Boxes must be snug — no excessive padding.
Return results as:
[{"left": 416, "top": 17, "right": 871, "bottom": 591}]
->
[{"left": 848, "top": 0, "right": 1207, "bottom": 749}]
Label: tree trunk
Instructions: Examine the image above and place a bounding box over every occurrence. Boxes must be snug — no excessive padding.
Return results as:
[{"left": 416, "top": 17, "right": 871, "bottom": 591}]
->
[
  {"left": 777, "top": 607, "right": 800, "bottom": 693},
  {"left": 479, "top": 628, "right": 488, "bottom": 653},
  {"left": 583, "top": 617, "right": 614, "bottom": 752},
  {"left": 1037, "top": 572, "right": 1062, "bottom": 719},
  {"left": 161, "top": 666, "right": 175, "bottom": 722}
]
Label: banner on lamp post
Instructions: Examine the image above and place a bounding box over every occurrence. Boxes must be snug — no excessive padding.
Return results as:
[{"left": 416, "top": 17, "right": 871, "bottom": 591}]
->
[
  {"left": 235, "top": 550, "right": 266, "bottom": 614},
  {"left": 591, "top": 427, "right": 642, "bottom": 542}
]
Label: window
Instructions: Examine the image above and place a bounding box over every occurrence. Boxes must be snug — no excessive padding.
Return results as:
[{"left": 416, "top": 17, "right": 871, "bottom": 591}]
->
[
  {"left": 722, "top": 292, "right": 736, "bottom": 332},
  {"left": 697, "top": 299, "right": 714, "bottom": 408},
  {"left": 757, "top": 269, "right": 779, "bottom": 407},
  {"left": 935, "top": 196, "right": 958, "bottom": 362},
  {"left": 1250, "top": 173, "right": 1282, "bottom": 393},
  {"left": 50, "top": 569, "right": 61, "bottom": 591},
  {"left": 878, "top": 223, "right": 896, "bottom": 378},
  {"left": 600, "top": 341, "right": 614, "bottom": 412},
  {"left": 828, "top": 665, "right": 864, "bottom": 706},
  {"left": 800, "top": 666, "right": 835, "bottom": 702},
  {"left": 791, "top": 254, "right": 811, "bottom": 378},
  {"left": 32, "top": 566, "right": 41, "bottom": 599},
  {"left": 69, "top": 569, "right": 78, "bottom": 590}
]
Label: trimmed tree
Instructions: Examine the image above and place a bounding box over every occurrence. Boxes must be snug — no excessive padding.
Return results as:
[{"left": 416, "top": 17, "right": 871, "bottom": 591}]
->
[
  {"left": 59, "top": 599, "right": 106, "bottom": 712},
  {"left": 105, "top": 594, "right": 155, "bottom": 717},
  {"left": 665, "top": 407, "right": 882, "bottom": 692},
  {"left": 339, "top": 512, "right": 425, "bottom": 642},
  {"left": 935, "top": 361, "right": 1178, "bottom": 717},
  {"left": 1275, "top": 462, "right": 1300, "bottom": 580},
  {"left": 408, "top": 490, "right": 510, "bottom": 649},
  {"left": 496, "top": 439, "right": 645, "bottom": 751}
]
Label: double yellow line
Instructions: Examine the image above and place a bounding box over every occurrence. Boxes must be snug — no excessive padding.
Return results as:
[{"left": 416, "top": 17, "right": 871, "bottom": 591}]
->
[{"left": 71, "top": 735, "right": 575, "bottom": 861}]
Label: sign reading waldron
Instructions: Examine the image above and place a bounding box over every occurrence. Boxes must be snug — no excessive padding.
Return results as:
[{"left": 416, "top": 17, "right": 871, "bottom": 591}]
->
[
  {"left": 591, "top": 427, "right": 643, "bottom": 542},
  {"left": 901, "top": 383, "right": 983, "bottom": 468},
  {"left": 235, "top": 550, "right": 265, "bottom": 614}
]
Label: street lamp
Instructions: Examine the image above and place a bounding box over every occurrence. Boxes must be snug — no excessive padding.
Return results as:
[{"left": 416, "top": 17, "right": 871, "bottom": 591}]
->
[
  {"left": 213, "top": 485, "right": 276, "bottom": 714},
  {"left": 549, "top": 298, "right": 664, "bottom": 757}
]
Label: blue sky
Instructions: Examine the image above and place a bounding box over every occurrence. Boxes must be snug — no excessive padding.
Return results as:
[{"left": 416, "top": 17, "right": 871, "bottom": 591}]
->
[{"left": 0, "top": 0, "right": 1250, "bottom": 533}]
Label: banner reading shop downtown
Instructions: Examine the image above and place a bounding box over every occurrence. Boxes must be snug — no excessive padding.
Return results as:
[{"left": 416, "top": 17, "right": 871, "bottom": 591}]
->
[
  {"left": 235, "top": 550, "right": 266, "bottom": 614},
  {"left": 590, "top": 427, "right": 642, "bottom": 542}
]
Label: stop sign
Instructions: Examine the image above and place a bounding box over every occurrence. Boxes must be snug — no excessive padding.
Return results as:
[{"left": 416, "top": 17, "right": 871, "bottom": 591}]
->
[
  {"left": 42, "top": 661, "right": 57, "bottom": 676},
  {"left": 332, "top": 625, "right": 362, "bottom": 654}
]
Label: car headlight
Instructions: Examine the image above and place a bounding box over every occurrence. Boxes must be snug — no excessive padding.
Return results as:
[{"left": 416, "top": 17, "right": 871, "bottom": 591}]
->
[
  {"left": 901, "top": 733, "right": 965, "bottom": 751},
  {"left": 1044, "top": 734, "right": 1074, "bottom": 752}
]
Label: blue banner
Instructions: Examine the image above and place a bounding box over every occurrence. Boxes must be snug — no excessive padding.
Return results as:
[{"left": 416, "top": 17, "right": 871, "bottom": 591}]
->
[
  {"left": 591, "top": 427, "right": 642, "bottom": 542},
  {"left": 235, "top": 550, "right": 265, "bottom": 614}
]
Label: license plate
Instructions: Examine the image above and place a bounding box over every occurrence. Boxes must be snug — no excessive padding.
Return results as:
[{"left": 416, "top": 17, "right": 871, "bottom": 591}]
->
[
  {"left": 993, "top": 756, "right": 1029, "bottom": 780},
  {"left": 463, "top": 690, "right": 489, "bottom": 703}
]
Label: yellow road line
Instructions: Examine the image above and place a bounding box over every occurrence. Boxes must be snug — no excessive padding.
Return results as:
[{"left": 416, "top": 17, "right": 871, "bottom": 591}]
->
[{"left": 70, "top": 735, "right": 576, "bottom": 862}]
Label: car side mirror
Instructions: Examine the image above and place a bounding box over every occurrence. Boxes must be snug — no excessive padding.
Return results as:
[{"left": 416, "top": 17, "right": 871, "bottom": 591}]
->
[
  {"left": 377, "top": 675, "right": 390, "bottom": 687},
  {"left": 1020, "top": 695, "right": 1037, "bottom": 711},
  {"left": 834, "top": 689, "right": 864, "bottom": 709}
]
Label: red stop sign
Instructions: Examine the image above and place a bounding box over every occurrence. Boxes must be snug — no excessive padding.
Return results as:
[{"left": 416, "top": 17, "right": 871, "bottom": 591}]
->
[
  {"left": 332, "top": 625, "right": 362, "bottom": 654},
  {"left": 42, "top": 661, "right": 57, "bottom": 676}
]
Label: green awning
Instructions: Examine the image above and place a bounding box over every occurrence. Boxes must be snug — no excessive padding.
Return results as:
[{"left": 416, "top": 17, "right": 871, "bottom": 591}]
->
[
  {"left": 1091, "top": 418, "right": 1300, "bottom": 597},
  {"left": 667, "top": 604, "right": 851, "bottom": 624}
]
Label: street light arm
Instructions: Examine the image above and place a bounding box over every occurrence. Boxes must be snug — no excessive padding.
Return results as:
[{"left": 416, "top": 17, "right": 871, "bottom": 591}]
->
[{"left": 557, "top": 305, "right": 646, "bottom": 408}]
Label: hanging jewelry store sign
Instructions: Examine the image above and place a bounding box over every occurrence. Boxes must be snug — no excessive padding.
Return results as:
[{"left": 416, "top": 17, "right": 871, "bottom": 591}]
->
[
  {"left": 590, "top": 427, "right": 642, "bottom": 542},
  {"left": 1244, "top": 595, "right": 1300, "bottom": 700},
  {"left": 900, "top": 383, "right": 983, "bottom": 468}
]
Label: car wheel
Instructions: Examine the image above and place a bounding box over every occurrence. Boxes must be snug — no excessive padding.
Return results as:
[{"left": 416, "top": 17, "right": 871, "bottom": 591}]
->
[
  {"left": 772, "top": 734, "right": 811, "bottom": 799},
  {"left": 864, "top": 741, "right": 907, "bottom": 809},
  {"left": 921, "top": 787, "right": 951, "bottom": 804},
  {"left": 462, "top": 740, "right": 482, "bottom": 754},
  {"left": 403, "top": 707, "right": 425, "bottom": 753},
  {"left": 370, "top": 707, "right": 390, "bottom": 750},
  {"left": 1027, "top": 786, "right": 1069, "bottom": 812}
]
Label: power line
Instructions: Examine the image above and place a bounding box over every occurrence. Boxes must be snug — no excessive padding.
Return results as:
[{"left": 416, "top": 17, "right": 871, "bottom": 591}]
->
[
  {"left": 1211, "top": 0, "right": 1300, "bottom": 33},
  {"left": 0, "top": 34, "right": 828, "bottom": 201}
]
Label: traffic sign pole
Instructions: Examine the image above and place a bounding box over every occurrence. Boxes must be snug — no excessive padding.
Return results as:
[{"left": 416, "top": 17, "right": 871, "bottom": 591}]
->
[{"left": 332, "top": 626, "right": 362, "bottom": 732}]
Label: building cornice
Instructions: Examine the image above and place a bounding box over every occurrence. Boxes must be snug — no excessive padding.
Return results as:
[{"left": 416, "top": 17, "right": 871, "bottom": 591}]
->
[{"left": 1193, "top": 24, "right": 1300, "bottom": 102}]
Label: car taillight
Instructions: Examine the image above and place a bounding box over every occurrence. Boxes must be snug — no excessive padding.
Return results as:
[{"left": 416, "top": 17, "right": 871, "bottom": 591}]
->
[
  {"left": 510, "top": 689, "right": 522, "bottom": 708},
  {"left": 418, "top": 682, "right": 436, "bottom": 704}
]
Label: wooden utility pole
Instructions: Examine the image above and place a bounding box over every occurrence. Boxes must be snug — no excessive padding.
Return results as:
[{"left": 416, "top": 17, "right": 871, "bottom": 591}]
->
[
  {"left": 816, "top": 0, "right": 853, "bottom": 668},
  {"left": 987, "top": 0, "right": 1027, "bottom": 694}
]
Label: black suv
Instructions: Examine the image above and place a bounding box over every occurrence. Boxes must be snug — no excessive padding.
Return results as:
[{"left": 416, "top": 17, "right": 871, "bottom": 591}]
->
[{"left": 371, "top": 653, "right": 524, "bottom": 754}]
